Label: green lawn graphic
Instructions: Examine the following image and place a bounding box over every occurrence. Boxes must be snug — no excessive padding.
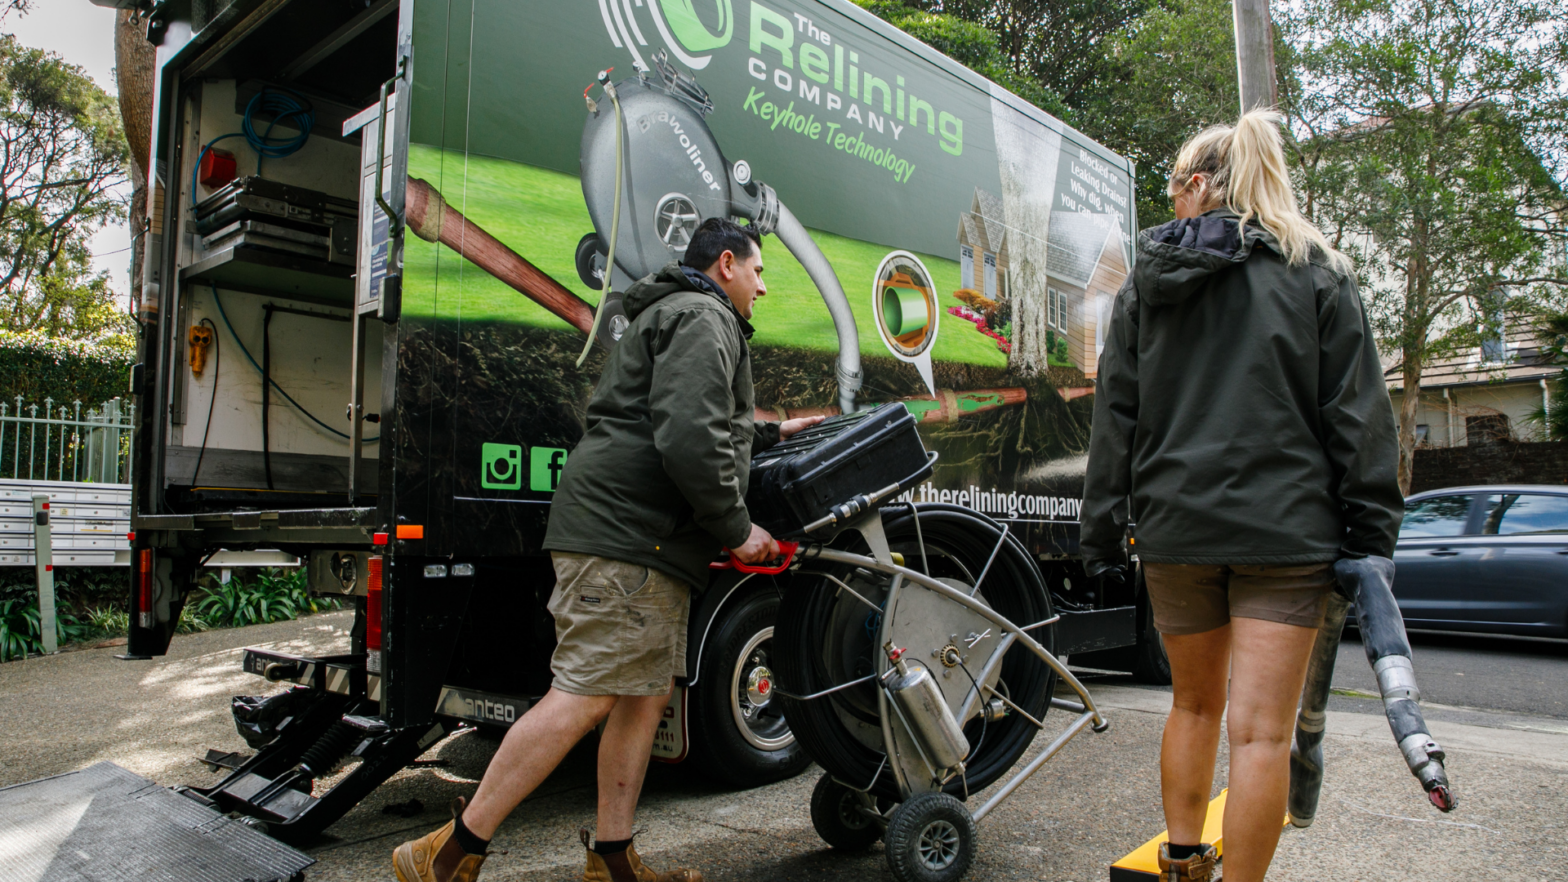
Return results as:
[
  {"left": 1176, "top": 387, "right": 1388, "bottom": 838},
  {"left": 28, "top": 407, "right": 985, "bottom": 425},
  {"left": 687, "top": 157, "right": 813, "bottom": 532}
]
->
[{"left": 403, "top": 145, "right": 1008, "bottom": 368}]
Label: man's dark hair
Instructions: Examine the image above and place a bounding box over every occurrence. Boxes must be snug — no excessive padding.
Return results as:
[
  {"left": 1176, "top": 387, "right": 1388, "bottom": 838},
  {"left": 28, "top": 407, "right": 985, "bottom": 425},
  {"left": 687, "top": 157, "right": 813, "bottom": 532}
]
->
[{"left": 683, "top": 217, "right": 761, "bottom": 272}]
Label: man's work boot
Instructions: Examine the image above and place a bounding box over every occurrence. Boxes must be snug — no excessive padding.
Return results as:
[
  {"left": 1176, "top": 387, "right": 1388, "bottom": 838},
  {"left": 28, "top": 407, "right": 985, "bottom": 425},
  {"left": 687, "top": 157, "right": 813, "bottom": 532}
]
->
[
  {"left": 392, "top": 798, "right": 487, "bottom": 882},
  {"left": 1156, "top": 843, "right": 1217, "bottom": 882},
  {"left": 580, "top": 828, "right": 703, "bottom": 882}
]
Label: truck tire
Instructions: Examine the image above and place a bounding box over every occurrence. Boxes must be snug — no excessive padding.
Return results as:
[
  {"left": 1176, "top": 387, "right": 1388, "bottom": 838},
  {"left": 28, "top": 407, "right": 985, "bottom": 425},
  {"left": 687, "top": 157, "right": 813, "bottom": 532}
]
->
[
  {"left": 1129, "top": 570, "right": 1172, "bottom": 685},
  {"left": 687, "top": 582, "right": 811, "bottom": 786}
]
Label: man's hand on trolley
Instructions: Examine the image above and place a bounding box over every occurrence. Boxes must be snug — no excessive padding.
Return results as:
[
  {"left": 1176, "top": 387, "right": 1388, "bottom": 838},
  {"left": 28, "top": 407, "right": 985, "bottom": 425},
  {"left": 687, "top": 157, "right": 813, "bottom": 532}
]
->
[
  {"left": 779, "top": 415, "right": 827, "bottom": 440},
  {"left": 732, "top": 523, "right": 780, "bottom": 564}
]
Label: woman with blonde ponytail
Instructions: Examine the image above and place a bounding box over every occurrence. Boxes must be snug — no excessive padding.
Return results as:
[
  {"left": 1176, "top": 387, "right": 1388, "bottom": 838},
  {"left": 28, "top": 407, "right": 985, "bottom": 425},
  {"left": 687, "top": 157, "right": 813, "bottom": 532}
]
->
[{"left": 1081, "top": 110, "right": 1401, "bottom": 882}]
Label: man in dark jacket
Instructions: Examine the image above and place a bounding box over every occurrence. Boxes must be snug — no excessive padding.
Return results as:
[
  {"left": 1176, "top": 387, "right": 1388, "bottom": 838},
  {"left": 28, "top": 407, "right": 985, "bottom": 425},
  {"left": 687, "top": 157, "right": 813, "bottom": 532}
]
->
[{"left": 392, "top": 218, "right": 821, "bottom": 882}]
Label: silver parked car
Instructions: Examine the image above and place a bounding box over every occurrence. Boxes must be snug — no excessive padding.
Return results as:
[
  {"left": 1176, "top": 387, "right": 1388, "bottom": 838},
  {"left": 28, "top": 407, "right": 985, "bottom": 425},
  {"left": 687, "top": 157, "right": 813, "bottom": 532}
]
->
[{"left": 1392, "top": 485, "right": 1568, "bottom": 637}]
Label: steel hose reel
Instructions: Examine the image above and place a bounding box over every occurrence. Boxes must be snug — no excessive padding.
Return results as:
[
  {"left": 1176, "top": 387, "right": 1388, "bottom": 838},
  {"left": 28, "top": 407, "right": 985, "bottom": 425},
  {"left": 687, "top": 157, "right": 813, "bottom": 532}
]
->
[{"left": 766, "top": 499, "right": 1108, "bottom": 882}]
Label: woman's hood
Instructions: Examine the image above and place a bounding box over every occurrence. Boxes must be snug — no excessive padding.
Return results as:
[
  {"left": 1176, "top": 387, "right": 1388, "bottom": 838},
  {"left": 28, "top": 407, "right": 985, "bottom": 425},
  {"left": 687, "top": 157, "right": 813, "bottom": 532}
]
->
[{"left": 1133, "top": 209, "right": 1280, "bottom": 306}]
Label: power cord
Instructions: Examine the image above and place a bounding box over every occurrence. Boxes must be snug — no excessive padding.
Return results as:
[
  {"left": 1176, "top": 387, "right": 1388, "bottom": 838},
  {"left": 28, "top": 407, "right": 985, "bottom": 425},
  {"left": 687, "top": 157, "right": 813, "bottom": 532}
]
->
[
  {"left": 209, "top": 284, "right": 380, "bottom": 443},
  {"left": 955, "top": 655, "right": 989, "bottom": 799},
  {"left": 190, "top": 317, "right": 219, "bottom": 486},
  {"left": 576, "top": 70, "right": 623, "bottom": 367}
]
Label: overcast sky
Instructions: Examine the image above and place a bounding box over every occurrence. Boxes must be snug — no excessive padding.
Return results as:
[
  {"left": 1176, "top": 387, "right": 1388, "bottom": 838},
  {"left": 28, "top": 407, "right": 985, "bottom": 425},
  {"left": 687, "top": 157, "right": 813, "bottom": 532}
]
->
[{"left": 9, "top": 2, "right": 131, "bottom": 302}]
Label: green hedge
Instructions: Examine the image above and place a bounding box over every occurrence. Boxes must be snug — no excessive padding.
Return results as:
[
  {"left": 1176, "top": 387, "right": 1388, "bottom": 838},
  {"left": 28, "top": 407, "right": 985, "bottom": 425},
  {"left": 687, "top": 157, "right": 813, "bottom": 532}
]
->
[
  {"left": 0, "top": 566, "right": 128, "bottom": 611},
  {"left": 0, "top": 331, "right": 134, "bottom": 412}
]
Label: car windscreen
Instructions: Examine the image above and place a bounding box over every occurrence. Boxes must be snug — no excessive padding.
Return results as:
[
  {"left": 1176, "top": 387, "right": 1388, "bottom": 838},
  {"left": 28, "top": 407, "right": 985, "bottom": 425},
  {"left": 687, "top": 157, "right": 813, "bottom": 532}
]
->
[
  {"left": 1480, "top": 494, "right": 1568, "bottom": 535},
  {"left": 1399, "top": 495, "right": 1473, "bottom": 538}
]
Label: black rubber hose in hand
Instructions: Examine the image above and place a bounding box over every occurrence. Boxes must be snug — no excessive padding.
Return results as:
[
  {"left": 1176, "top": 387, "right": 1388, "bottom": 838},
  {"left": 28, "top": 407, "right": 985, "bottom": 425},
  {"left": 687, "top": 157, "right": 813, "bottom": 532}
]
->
[{"left": 1334, "top": 556, "right": 1455, "bottom": 812}]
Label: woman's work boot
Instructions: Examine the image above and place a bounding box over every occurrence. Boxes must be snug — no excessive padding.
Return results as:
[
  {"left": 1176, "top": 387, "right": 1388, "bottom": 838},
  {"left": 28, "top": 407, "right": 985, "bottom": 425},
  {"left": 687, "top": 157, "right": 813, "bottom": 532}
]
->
[
  {"left": 1157, "top": 843, "right": 1217, "bottom": 882},
  {"left": 579, "top": 828, "right": 703, "bottom": 882},
  {"left": 392, "top": 798, "right": 487, "bottom": 882}
]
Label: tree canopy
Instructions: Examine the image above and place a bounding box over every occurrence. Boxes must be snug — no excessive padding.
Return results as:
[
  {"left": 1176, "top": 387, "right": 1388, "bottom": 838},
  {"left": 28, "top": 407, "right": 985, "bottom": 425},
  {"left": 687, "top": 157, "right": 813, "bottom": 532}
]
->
[
  {"left": 1287, "top": 0, "right": 1568, "bottom": 489},
  {"left": 0, "top": 35, "right": 130, "bottom": 345}
]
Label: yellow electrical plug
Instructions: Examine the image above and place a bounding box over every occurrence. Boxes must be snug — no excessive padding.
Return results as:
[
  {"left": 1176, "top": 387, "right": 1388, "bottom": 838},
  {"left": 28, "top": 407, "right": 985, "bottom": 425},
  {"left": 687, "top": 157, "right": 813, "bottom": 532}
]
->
[{"left": 188, "top": 324, "right": 213, "bottom": 376}]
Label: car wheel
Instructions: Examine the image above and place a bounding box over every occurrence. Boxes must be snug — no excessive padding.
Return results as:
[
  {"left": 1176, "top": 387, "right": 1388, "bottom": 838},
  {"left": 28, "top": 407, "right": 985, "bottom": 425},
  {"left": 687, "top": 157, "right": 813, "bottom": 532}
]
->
[{"left": 687, "top": 583, "right": 812, "bottom": 786}]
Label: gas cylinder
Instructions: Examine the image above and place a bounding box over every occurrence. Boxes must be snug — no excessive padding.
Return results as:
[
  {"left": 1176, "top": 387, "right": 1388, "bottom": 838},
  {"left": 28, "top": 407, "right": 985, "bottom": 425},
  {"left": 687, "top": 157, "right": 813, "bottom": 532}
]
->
[{"left": 882, "top": 643, "right": 969, "bottom": 774}]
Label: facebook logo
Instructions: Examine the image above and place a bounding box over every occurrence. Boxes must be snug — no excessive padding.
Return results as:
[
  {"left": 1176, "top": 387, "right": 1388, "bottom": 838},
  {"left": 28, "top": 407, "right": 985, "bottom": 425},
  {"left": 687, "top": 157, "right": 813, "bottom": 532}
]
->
[{"left": 529, "top": 447, "right": 568, "bottom": 492}]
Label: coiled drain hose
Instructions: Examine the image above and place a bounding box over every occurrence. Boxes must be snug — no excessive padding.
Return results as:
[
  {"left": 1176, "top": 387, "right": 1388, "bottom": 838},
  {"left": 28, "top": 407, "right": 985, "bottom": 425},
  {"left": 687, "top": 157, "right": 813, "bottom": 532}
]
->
[{"left": 774, "top": 504, "right": 1052, "bottom": 800}]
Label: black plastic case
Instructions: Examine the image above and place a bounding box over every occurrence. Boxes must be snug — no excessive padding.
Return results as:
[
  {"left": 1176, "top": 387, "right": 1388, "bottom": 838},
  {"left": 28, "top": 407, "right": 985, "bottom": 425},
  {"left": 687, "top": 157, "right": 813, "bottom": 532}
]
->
[{"left": 746, "top": 402, "right": 933, "bottom": 536}]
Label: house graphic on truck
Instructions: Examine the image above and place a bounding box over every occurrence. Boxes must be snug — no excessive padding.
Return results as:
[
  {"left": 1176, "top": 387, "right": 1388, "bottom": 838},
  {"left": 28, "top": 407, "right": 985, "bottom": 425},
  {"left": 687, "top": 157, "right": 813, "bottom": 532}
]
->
[{"left": 958, "top": 187, "right": 1128, "bottom": 377}]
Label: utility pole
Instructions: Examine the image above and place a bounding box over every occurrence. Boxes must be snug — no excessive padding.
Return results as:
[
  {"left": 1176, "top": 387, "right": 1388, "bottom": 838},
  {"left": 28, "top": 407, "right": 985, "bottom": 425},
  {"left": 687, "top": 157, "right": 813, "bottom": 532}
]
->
[{"left": 1233, "top": 0, "right": 1277, "bottom": 112}]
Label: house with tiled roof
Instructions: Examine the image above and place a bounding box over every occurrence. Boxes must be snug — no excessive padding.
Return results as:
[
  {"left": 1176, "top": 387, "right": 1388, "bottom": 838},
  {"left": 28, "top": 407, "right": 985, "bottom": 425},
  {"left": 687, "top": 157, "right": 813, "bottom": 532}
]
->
[{"left": 1386, "top": 316, "right": 1557, "bottom": 447}]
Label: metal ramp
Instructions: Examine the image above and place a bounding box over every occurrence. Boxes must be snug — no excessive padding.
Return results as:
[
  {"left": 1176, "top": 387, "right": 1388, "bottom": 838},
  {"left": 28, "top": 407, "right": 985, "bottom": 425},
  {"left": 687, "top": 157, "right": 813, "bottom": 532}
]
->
[{"left": 0, "top": 762, "right": 314, "bottom": 882}]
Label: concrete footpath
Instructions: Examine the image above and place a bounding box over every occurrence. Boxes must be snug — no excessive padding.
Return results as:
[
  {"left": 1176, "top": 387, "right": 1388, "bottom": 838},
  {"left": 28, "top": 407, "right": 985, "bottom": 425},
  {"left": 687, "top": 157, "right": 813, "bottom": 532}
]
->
[{"left": 2, "top": 610, "right": 1565, "bottom": 881}]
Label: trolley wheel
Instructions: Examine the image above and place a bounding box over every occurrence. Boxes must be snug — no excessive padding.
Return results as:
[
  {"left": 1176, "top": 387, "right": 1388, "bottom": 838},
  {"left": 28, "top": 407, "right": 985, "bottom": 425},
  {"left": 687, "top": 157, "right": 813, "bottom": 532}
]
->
[
  {"left": 810, "top": 773, "right": 883, "bottom": 851},
  {"left": 575, "top": 232, "right": 607, "bottom": 288},
  {"left": 885, "top": 792, "right": 977, "bottom": 882}
]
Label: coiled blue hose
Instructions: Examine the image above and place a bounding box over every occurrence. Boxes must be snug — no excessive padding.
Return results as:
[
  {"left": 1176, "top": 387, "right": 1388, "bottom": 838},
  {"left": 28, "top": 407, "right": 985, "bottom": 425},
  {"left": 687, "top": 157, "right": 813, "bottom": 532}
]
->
[{"left": 191, "top": 87, "right": 315, "bottom": 204}]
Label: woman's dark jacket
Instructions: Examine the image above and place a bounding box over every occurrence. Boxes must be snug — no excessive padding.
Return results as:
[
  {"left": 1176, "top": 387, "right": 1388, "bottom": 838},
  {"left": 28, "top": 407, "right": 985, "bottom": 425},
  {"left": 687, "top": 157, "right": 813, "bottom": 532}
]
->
[
  {"left": 1080, "top": 210, "right": 1403, "bottom": 573},
  {"left": 543, "top": 263, "right": 779, "bottom": 589}
]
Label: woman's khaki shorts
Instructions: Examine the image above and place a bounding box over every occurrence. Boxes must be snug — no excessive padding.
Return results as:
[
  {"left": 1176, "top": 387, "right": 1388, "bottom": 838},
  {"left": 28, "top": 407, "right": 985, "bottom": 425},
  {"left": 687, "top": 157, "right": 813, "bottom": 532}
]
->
[
  {"left": 1142, "top": 562, "right": 1334, "bottom": 635},
  {"left": 547, "top": 552, "right": 690, "bottom": 696}
]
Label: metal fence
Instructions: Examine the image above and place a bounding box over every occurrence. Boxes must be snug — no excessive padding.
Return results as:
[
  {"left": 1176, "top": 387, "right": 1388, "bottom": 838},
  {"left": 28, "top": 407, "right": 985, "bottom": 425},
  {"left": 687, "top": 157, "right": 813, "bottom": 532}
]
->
[{"left": 0, "top": 397, "right": 134, "bottom": 485}]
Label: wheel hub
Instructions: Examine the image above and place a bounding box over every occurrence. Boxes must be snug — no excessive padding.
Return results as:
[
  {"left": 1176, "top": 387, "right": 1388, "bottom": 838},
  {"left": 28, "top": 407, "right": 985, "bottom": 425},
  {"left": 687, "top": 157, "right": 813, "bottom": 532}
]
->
[
  {"left": 730, "top": 626, "right": 794, "bottom": 751},
  {"left": 917, "top": 819, "right": 961, "bottom": 870},
  {"left": 746, "top": 664, "right": 775, "bottom": 707}
]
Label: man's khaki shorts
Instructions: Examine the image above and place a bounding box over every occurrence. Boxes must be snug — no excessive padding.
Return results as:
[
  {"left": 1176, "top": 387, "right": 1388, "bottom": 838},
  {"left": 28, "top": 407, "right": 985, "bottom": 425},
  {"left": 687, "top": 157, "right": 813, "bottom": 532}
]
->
[
  {"left": 546, "top": 552, "right": 691, "bottom": 696},
  {"left": 1142, "top": 562, "right": 1335, "bottom": 636}
]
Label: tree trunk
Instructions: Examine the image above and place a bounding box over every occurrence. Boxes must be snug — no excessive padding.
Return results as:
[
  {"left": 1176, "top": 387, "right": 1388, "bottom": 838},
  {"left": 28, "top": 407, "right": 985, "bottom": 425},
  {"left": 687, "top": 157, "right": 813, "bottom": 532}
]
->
[
  {"left": 989, "top": 99, "right": 1062, "bottom": 377},
  {"left": 1397, "top": 350, "right": 1424, "bottom": 495},
  {"left": 115, "top": 10, "right": 156, "bottom": 314},
  {"left": 115, "top": 11, "right": 155, "bottom": 172}
]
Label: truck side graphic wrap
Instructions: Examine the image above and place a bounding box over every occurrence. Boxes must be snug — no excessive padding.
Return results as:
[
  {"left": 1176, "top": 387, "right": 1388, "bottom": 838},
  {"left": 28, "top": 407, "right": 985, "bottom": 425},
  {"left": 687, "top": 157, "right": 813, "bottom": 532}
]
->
[{"left": 397, "top": 0, "right": 1135, "bottom": 558}]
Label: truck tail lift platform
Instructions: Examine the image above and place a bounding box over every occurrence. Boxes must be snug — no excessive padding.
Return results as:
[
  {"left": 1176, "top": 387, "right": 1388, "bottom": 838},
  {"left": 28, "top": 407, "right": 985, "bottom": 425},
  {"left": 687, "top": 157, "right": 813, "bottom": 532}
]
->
[{"left": 0, "top": 762, "right": 314, "bottom": 881}]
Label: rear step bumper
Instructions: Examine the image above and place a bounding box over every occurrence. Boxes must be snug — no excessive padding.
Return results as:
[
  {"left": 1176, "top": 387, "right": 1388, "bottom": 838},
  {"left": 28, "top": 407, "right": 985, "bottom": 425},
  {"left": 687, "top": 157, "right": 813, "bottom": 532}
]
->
[
  {"left": 203, "top": 649, "right": 540, "bottom": 843},
  {"left": 239, "top": 648, "right": 533, "bottom": 725},
  {"left": 243, "top": 647, "right": 379, "bottom": 700}
]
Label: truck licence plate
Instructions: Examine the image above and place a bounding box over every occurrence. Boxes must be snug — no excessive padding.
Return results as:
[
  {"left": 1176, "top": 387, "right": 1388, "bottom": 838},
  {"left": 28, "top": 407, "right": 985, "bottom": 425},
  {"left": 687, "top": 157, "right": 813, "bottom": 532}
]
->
[{"left": 648, "top": 686, "right": 688, "bottom": 763}]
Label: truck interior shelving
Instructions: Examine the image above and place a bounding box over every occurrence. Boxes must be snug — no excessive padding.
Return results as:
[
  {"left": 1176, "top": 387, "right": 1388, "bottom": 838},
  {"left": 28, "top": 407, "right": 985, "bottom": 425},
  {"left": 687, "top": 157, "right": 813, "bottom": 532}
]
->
[{"left": 147, "top": 0, "right": 400, "bottom": 517}]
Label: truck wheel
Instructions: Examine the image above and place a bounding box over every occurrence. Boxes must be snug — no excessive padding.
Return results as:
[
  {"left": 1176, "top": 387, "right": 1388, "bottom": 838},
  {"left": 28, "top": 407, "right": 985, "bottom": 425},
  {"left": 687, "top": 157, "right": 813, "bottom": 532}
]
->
[
  {"left": 1129, "top": 573, "right": 1172, "bottom": 685},
  {"left": 688, "top": 584, "right": 810, "bottom": 786}
]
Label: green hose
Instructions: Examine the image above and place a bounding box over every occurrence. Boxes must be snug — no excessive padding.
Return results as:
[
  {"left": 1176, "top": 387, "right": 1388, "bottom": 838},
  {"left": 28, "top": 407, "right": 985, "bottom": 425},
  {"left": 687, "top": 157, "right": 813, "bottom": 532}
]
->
[{"left": 576, "top": 77, "right": 624, "bottom": 367}]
